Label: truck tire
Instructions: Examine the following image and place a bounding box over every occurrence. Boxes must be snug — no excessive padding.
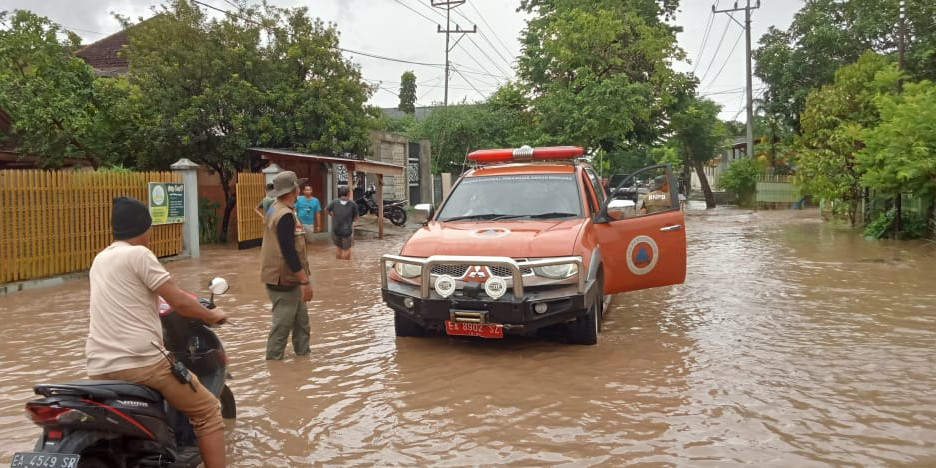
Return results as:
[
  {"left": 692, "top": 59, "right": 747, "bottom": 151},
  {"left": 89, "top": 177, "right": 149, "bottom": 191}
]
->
[
  {"left": 394, "top": 310, "right": 425, "bottom": 337},
  {"left": 568, "top": 301, "right": 599, "bottom": 345}
]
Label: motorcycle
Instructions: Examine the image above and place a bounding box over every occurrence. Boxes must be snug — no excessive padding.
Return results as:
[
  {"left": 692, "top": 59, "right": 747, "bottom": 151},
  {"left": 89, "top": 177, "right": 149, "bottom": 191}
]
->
[
  {"left": 12, "top": 277, "right": 236, "bottom": 468},
  {"left": 355, "top": 184, "right": 408, "bottom": 227}
]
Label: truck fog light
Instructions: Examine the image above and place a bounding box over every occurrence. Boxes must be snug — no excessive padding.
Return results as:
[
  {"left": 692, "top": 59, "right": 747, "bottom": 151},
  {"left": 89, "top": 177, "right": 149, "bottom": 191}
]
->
[
  {"left": 434, "top": 275, "right": 456, "bottom": 298},
  {"left": 403, "top": 297, "right": 415, "bottom": 309},
  {"left": 484, "top": 276, "right": 507, "bottom": 300},
  {"left": 533, "top": 303, "right": 548, "bottom": 314}
]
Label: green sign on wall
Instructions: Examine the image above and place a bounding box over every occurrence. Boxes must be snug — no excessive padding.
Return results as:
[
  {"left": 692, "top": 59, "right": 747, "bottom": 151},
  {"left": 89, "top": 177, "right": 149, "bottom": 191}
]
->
[{"left": 148, "top": 182, "right": 184, "bottom": 225}]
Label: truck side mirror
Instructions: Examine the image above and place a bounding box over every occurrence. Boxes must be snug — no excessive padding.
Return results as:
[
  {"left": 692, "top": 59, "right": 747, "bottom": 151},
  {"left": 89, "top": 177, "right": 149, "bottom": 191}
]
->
[{"left": 414, "top": 203, "right": 434, "bottom": 224}]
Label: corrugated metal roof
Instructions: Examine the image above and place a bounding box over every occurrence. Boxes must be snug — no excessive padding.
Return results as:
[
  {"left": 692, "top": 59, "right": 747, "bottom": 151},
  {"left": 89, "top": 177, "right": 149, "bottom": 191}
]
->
[{"left": 248, "top": 148, "right": 404, "bottom": 176}]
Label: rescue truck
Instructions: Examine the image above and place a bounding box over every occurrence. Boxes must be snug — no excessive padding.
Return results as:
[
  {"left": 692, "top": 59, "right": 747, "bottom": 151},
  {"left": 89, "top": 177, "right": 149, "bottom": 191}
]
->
[{"left": 380, "top": 145, "right": 687, "bottom": 345}]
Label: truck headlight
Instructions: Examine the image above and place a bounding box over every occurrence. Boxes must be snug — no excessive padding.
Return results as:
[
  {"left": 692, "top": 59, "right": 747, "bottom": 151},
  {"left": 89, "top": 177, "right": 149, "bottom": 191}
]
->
[
  {"left": 393, "top": 262, "right": 423, "bottom": 278},
  {"left": 533, "top": 263, "right": 578, "bottom": 279}
]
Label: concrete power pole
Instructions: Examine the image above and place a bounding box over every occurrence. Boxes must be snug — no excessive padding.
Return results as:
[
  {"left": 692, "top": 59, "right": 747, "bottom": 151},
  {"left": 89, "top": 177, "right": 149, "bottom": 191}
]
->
[
  {"left": 714, "top": 0, "right": 760, "bottom": 159},
  {"left": 895, "top": 0, "right": 906, "bottom": 235},
  {"left": 432, "top": 0, "right": 476, "bottom": 106}
]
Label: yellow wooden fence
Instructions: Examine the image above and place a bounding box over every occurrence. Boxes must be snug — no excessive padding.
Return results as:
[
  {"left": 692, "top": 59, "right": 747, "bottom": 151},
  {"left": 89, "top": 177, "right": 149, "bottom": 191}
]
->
[
  {"left": 0, "top": 170, "right": 183, "bottom": 284},
  {"left": 236, "top": 172, "right": 265, "bottom": 247}
]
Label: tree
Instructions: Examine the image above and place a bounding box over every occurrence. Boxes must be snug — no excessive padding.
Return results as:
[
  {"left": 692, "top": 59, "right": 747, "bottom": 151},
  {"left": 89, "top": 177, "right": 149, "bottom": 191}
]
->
[
  {"left": 669, "top": 97, "right": 727, "bottom": 209},
  {"left": 124, "top": 1, "right": 374, "bottom": 241},
  {"left": 398, "top": 71, "right": 416, "bottom": 115},
  {"left": 0, "top": 10, "right": 134, "bottom": 168},
  {"left": 515, "top": 0, "right": 694, "bottom": 164},
  {"left": 407, "top": 101, "right": 512, "bottom": 174},
  {"left": 794, "top": 52, "right": 900, "bottom": 225},
  {"left": 858, "top": 80, "right": 936, "bottom": 221},
  {"left": 754, "top": 0, "right": 936, "bottom": 135}
]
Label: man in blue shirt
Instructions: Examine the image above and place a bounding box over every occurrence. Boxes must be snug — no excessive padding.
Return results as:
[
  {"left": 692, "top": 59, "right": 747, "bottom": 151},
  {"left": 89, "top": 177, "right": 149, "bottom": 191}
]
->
[{"left": 295, "top": 183, "right": 322, "bottom": 242}]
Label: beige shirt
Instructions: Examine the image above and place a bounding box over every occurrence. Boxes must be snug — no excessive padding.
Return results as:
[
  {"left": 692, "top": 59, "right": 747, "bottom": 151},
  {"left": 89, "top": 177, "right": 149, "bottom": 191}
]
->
[{"left": 86, "top": 241, "right": 171, "bottom": 375}]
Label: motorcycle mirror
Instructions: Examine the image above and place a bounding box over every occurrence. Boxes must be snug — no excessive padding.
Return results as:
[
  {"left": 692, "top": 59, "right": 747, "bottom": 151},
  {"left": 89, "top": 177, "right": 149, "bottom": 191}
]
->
[{"left": 209, "top": 277, "right": 230, "bottom": 295}]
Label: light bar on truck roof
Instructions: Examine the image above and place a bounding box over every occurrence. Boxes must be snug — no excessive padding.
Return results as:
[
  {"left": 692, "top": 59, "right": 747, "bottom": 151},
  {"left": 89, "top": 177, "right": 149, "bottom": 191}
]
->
[{"left": 467, "top": 145, "right": 585, "bottom": 163}]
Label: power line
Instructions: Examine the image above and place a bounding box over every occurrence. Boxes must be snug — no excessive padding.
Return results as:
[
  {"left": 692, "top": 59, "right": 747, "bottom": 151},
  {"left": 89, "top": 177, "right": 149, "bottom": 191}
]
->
[
  {"left": 432, "top": 0, "right": 477, "bottom": 106},
  {"left": 452, "top": 68, "right": 487, "bottom": 100},
  {"left": 692, "top": 1, "right": 717, "bottom": 73},
  {"left": 462, "top": 34, "right": 510, "bottom": 78},
  {"left": 697, "top": 17, "right": 731, "bottom": 84},
  {"left": 700, "top": 29, "right": 744, "bottom": 92},
  {"left": 713, "top": 0, "right": 760, "bottom": 158},
  {"left": 466, "top": 1, "right": 514, "bottom": 60},
  {"left": 389, "top": 0, "right": 439, "bottom": 25},
  {"left": 454, "top": 9, "right": 513, "bottom": 70}
]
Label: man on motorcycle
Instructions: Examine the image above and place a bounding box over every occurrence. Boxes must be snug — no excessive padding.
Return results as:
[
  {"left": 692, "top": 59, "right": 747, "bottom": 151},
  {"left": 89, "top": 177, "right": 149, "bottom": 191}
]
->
[{"left": 86, "top": 196, "right": 228, "bottom": 468}]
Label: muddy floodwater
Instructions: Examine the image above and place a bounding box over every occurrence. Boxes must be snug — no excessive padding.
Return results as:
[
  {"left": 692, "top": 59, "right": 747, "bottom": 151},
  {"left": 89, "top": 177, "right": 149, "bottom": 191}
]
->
[{"left": 1, "top": 208, "right": 936, "bottom": 466}]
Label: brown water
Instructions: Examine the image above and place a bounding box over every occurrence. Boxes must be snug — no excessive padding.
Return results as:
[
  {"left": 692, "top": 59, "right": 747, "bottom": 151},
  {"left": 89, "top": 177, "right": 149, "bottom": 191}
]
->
[{"left": 2, "top": 208, "right": 936, "bottom": 466}]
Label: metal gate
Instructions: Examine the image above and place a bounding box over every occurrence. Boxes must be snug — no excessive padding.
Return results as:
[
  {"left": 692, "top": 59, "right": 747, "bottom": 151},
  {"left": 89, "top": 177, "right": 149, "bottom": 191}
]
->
[
  {"left": 235, "top": 172, "right": 265, "bottom": 249},
  {"left": 408, "top": 142, "right": 421, "bottom": 205}
]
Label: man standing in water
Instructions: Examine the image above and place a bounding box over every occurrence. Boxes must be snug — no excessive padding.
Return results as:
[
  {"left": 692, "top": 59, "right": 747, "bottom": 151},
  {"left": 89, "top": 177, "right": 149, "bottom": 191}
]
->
[
  {"left": 295, "top": 183, "right": 323, "bottom": 243},
  {"left": 326, "top": 185, "right": 359, "bottom": 260},
  {"left": 87, "top": 196, "right": 227, "bottom": 467},
  {"left": 260, "top": 171, "right": 314, "bottom": 360}
]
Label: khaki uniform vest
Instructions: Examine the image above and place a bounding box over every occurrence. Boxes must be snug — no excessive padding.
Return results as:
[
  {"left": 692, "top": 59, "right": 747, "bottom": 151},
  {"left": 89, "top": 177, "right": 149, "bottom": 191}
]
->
[
  {"left": 642, "top": 190, "right": 672, "bottom": 214},
  {"left": 260, "top": 201, "right": 310, "bottom": 286}
]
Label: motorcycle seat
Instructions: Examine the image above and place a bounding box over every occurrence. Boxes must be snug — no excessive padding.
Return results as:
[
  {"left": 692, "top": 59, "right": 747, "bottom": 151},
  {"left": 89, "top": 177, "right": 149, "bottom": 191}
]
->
[{"left": 34, "top": 380, "right": 164, "bottom": 403}]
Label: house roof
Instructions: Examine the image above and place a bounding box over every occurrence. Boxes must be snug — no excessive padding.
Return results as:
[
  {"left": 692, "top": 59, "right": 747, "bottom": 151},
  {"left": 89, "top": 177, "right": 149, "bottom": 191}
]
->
[
  {"left": 248, "top": 148, "right": 405, "bottom": 177},
  {"left": 75, "top": 28, "right": 131, "bottom": 76},
  {"left": 380, "top": 106, "right": 438, "bottom": 120}
]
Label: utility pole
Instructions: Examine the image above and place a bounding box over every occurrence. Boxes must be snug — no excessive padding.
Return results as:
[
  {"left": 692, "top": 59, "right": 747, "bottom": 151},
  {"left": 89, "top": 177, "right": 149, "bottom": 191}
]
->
[
  {"left": 895, "top": 0, "right": 906, "bottom": 235},
  {"left": 714, "top": 0, "right": 760, "bottom": 159},
  {"left": 432, "top": 0, "right": 476, "bottom": 106}
]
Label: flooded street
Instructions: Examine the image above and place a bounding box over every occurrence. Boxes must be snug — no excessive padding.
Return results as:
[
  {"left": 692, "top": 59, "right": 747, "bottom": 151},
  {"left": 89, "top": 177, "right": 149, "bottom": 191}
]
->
[{"left": 2, "top": 208, "right": 936, "bottom": 466}]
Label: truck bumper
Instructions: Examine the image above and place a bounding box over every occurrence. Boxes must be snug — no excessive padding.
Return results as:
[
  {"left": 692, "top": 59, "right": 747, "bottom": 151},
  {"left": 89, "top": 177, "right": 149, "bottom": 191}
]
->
[{"left": 382, "top": 279, "right": 598, "bottom": 334}]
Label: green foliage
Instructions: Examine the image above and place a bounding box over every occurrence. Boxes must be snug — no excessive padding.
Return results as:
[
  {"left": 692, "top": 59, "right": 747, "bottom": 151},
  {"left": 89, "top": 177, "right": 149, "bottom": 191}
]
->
[
  {"left": 669, "top": 97, "right": 727, "bottom": 208},
  {"left": 398, "top": 71, "right": 416, "bottom": 115},
  {"left": 0, "top": 10, "right": 133, "bottom": 168},
  {"left": 124, "top": 1, "right": 374, "bottom": 240},
  {"left": 857, "top": 80, "right": 936, "bottom": 202},
  {"left": 515, "top": 0, "right": 693, "bottom": 166},
  {"left": 407, "top": 101, "right": 514, "bottom": 174},
  {"left": 198, "top": 196, "right": 221, "bottom": 244},
  {"left": 794, "top": 52, "right": 899, "bottom": 225},
  {"left": 718, "top": 158, "right": 763, "bottom": 207},
  {"left": 754, "top": 0, "right": 936, "bottom": 135},
  {"left": 864, "top": 209, "right": 928, "bottom": 240}
]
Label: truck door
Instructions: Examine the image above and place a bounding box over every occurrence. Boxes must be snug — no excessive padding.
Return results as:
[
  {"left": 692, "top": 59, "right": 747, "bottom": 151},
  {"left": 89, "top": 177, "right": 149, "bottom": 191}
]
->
[{"left": 593, "top": 164, "right": 687, "bottom": 294}]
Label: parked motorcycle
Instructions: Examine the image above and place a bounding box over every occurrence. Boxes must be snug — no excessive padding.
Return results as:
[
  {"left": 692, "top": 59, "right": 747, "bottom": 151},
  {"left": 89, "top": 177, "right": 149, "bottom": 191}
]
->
[
  {"left": 13, "top": 277, "right": 235, "bottom": 468},
  {"left": 355, "top": 184, "right": 408, "bottom": 227}
]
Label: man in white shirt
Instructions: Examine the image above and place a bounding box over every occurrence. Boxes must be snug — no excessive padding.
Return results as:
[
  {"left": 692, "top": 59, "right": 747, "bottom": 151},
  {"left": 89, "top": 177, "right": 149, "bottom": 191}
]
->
[{"left": 86, "top": 196, "right": 228, "bottom": 467}]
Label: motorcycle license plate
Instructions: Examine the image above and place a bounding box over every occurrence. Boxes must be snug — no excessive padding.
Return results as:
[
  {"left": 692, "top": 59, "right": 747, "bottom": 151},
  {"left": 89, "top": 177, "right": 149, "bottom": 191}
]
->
[{"left": 10, "top": 452, "right": 79, "bottom": 468}]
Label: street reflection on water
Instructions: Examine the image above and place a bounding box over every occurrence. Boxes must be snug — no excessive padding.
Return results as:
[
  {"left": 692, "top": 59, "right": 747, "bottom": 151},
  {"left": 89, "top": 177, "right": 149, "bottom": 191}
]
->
[{"left": 1, "top": 208, "right": 935, "bottom": 465}]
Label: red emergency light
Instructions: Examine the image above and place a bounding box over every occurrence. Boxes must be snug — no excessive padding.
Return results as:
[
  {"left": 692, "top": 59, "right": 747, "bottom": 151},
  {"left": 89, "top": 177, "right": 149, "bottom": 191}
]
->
[{"left": 467, "top": 145, "right": 584, "bottom": 163}]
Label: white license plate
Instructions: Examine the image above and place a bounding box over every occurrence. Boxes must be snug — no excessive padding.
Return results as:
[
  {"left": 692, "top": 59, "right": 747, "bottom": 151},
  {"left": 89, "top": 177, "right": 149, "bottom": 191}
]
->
[{"left": 10, "top": 453, "right": 80, "bottom": 468}]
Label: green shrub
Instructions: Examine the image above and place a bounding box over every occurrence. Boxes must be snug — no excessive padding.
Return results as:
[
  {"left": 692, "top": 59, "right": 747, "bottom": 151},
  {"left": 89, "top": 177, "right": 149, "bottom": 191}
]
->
[
  {"left": 198, "top": 197, "right": 221, "bottom": 244},
  {"left": 718, "top": 158, "right": 763, "bottom": 206},
  {"left": 864, "top": 209, "right": 927, "bottom": 240}
]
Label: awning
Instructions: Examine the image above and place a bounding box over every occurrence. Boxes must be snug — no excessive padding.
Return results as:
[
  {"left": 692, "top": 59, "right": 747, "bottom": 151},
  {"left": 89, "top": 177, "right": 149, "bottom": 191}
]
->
[{"left": 248, "top": 147, "right": 404, "bottom": 177}]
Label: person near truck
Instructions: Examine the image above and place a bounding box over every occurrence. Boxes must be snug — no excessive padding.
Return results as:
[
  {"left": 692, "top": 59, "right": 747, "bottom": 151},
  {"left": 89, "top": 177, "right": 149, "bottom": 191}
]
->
[
  {"left": 326, "top": 184, "right": 359, "bottom": 260},
  {"left": 639, "top": 175, "right": 672, "bottom": 214},
  {"left": 87, "top": 196, "right": 228, "bottom": 467},
  {"left": 260, "top": 171, "right": 314, "bottom": 360}
]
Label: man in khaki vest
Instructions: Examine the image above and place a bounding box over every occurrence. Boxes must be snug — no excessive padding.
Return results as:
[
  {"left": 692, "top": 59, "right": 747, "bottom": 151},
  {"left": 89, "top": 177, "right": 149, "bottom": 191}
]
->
[
  {"left": 640, "top": 175, "right": 673, "bottom": 214},
  {"left": 260, "top": 171, "right": 314, "bottom": 360}
]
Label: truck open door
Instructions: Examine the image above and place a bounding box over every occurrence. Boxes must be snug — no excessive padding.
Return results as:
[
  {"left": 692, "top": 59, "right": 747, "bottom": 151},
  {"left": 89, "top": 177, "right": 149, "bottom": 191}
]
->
[{"left": 593, "top": 164, "right": 687, "bottom": 294}]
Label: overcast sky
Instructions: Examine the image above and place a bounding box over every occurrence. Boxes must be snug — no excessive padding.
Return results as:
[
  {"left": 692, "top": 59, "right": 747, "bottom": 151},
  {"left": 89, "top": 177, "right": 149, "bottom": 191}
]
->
[{"left": 5, "top": 0, "right": 802, "bottom": 121}]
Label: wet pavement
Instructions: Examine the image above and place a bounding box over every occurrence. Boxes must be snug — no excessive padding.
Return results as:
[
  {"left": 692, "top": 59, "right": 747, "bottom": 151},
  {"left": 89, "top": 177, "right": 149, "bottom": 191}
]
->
[{"left": 1, "top": 208, "right": 936, "bottom": 466}]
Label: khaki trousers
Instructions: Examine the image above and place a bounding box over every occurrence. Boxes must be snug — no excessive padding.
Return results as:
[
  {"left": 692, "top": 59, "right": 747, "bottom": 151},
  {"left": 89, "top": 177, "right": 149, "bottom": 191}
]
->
[
  {"left": 91, "top": 359, "right": 223, "bottom": 437},
  {"left": 266, "top": 286, "right": 311, "bottom": 360}
]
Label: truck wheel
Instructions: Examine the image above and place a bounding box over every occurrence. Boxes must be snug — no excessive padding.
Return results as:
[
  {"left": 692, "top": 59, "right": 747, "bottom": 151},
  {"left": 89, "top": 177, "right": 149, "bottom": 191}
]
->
[
  {"left": 568, "top": 301, "right": 599, "bottom": 345},
  {"left": 394, "top": 311, "right": 425, "bottom": 337}
]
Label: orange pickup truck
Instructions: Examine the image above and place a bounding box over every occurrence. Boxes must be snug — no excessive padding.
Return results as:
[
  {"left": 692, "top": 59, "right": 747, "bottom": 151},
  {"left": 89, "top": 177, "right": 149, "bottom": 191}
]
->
[{"left": 380, "top": 145, "right": 687, "bottom": 345}]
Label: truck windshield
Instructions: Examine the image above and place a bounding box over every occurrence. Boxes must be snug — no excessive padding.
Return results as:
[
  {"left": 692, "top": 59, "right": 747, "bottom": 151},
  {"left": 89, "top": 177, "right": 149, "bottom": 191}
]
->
[{"left": 437, "top": 173, "right": 583, "bottom": 221}]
